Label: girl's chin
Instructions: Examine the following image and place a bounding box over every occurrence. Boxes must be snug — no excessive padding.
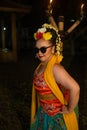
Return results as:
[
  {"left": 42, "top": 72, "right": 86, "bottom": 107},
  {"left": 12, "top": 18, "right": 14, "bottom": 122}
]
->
[
  {"left": 39, "top": 57, "right": 45, "bottom": 61},
  {"left": 40, "top": 60, "right": 45, "bottom": 63}
]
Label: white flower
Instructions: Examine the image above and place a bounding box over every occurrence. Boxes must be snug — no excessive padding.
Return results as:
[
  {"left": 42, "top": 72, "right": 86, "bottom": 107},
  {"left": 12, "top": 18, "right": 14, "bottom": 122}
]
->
[{"left": 37, "top": 27, "right": 46, "bottom": 33}]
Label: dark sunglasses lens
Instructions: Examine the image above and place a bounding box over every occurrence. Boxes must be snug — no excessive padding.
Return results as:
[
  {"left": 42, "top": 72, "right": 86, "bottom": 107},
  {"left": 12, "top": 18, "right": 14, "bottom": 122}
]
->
[
  {"left": 34, "top": 47, "right": 47, "bottom": 54},
  {"left": 40, "top": 47, "right": 46, "bottom": 53}
]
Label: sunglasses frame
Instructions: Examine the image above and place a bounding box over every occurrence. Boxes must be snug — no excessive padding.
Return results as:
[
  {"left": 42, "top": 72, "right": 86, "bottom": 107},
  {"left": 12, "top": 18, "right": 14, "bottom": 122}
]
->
[{"left": 34, "top": 45, "right": 53, "bottom": 54}]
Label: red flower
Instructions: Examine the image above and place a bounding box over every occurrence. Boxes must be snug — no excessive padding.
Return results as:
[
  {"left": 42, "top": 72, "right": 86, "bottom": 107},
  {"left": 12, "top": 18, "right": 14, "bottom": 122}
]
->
[{"left": 36, "top": 32, "right": 43, "bottom": 39}]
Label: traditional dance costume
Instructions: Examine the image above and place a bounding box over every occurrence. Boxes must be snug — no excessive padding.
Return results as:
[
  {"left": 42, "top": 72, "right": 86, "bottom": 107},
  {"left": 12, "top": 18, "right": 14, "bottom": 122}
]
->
[{"left": 30, "top": 54, "right": 79, "bottom": 130}]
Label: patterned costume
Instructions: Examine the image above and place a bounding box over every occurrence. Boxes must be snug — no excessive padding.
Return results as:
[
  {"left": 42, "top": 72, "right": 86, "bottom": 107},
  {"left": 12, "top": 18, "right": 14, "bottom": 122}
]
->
[{"left": 30, "top": 54, "right": 79, "bottom": 130}]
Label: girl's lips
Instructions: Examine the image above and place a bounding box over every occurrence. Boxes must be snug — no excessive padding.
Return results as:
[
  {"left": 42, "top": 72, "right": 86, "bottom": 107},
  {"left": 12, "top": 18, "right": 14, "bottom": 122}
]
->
[{"left": 39, "top": 55, "right": 44, "bottom": 58}]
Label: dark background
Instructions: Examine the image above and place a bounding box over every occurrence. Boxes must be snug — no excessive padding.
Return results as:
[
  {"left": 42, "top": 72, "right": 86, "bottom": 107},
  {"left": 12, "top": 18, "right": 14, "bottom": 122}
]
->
[{"left": 0, "top": 0, "right": 87, "bottom": 130}]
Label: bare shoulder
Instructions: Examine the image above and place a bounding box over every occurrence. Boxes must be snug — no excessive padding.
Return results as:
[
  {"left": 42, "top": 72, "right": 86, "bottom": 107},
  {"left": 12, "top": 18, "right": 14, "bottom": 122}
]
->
[
  {"left": 52, "top": 63, "right": 66, "bottom": 84},
  {"left": 52, "top": 63, "right": 72, "bottom": 85},
  {"left": 53, "top": 63, "right": 65, "bottom": 73},
  {"left": 52, "top": 63, "right": 80, "bottom": 90}
]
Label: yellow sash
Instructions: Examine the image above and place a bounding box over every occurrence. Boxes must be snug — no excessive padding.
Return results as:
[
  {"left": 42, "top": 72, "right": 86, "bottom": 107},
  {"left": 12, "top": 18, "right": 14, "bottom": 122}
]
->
[{"left": 31, "top": 54, "right": 79, "bottom": 130}]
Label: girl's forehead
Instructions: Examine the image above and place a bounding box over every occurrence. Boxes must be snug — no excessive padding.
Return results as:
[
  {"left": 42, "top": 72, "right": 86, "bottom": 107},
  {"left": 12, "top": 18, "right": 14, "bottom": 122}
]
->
[{"left": 36, "top": 39, "right": 50, "bottom": 45}]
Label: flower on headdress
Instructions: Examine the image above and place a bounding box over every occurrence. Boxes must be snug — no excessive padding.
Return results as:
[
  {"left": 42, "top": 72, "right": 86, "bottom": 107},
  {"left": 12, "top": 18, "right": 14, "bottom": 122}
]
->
[
  {"left": 34, "top": 27, "right": 47, "bottom": 40},
  {"left": 38, "top": 28, "right": 46, "bottom": 33},
  {"left": 34, "top": 33, "right": 37, "bottom": 39},
  {"left": 34, "top": 32, "right": 43, "bottom": 40},
  {"left": 34, "top": 27, "right": 52, "bottom": 41},
  {"left": 43, "top": 32, "right": 52, "bottom": 40}
]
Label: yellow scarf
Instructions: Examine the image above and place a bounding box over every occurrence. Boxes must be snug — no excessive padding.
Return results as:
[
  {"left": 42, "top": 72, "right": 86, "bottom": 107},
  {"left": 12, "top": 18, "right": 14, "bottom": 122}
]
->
[{"left": 31, "top": 54, "right": 79, "bottom": 130}]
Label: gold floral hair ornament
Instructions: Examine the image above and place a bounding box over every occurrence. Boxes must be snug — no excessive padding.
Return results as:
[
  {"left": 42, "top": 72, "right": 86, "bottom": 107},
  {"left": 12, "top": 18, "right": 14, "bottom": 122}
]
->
[
  {"left": 43, "top": 32, "right": 52, "bottom": 40},
  {"left": 34, "top": 27, "right": 52, "bottom": 41},
  {"left": 34, "top": 23, "right": 63, "bottom": 58}
]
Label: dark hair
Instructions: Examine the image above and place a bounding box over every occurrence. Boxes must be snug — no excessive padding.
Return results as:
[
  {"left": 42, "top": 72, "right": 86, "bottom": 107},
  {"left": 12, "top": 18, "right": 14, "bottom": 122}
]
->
[{"left": 46, "top": 28, "right": 58, "bottom": 45}]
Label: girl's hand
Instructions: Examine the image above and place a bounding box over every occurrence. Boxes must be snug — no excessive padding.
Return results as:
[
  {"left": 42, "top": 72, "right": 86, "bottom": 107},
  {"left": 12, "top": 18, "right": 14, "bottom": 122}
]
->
[{"left": 59, "top": 105, "right": 73, "bottom": 114}]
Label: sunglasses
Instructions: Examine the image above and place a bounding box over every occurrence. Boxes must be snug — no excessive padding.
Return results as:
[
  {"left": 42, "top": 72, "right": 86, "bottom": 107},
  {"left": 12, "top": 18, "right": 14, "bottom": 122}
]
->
[{"left": 34, "top": 45, "right": 53, "bottom": 54}]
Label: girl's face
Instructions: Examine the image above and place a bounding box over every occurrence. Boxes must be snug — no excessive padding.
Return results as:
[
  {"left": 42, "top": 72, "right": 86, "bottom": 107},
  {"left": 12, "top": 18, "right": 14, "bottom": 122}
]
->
[{"left": 35, "top": 39, "right": 55, "bottom": 64}]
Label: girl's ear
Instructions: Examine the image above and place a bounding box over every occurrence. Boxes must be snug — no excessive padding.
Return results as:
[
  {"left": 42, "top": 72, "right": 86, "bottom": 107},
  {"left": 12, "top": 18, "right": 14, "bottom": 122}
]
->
[{"left": 52, "top": 45, "right": 55, "bottom": 54}]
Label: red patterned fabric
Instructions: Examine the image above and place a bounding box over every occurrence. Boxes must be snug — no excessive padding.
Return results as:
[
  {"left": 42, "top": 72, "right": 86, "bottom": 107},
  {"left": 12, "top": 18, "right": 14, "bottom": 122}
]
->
[
  {"left": 34, "top": 72, "right": 52, "bottom": 95},
  {"left": 33, "top": 72, "right": 69, "bottom": 116}
]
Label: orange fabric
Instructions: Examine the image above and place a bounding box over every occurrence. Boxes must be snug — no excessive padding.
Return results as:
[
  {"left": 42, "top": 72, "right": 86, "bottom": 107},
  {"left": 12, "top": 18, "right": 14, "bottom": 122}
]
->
[
  {"left": 33, "top": 72, "right": 53, "bottom": 95},
  {"left": 33, "top": 71, "right": 69, "bottom": 116},
  {"left": 40, "top": 99, "right": 62, "bottom": 116},
  {"left": 34, "top": 72, "right": 69, "bottom": 100}
]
